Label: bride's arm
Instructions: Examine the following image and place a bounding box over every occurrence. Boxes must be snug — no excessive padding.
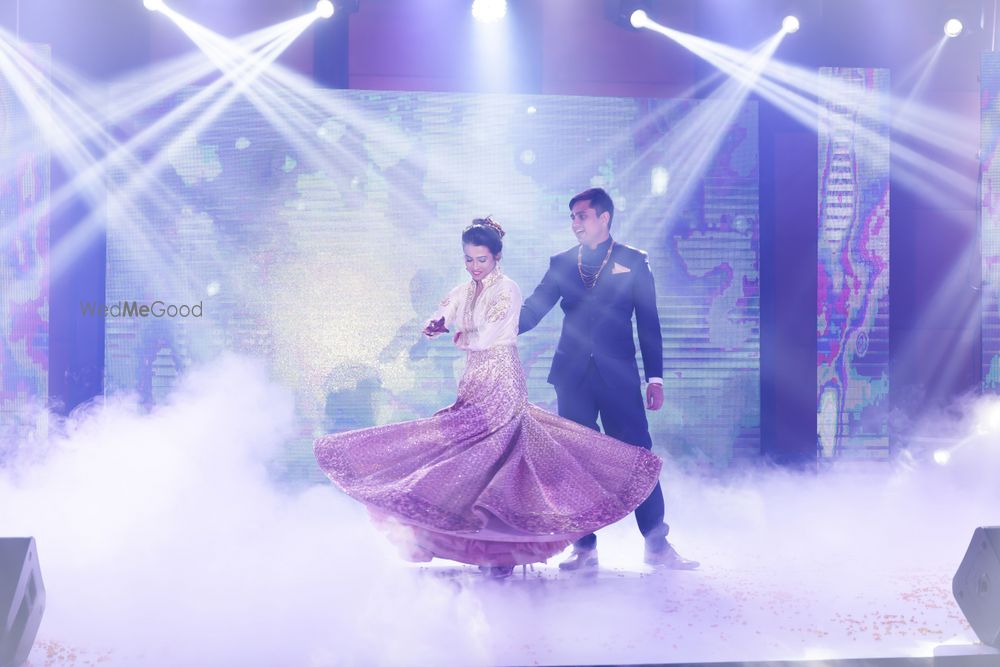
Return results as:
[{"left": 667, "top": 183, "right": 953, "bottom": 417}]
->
[{"left": 423, "top": 285, "right": 462, "bottom": 337}]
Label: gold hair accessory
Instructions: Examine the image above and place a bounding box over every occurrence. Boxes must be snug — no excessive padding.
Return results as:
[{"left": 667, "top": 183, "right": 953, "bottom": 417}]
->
[{"left": 477, "top": 215, "right": 505, "bottom": 238}]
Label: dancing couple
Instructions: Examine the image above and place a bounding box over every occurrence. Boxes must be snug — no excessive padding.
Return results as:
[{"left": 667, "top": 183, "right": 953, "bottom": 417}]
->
[{"left": 314, "top": 188, "right": 698, "bottom": 578}]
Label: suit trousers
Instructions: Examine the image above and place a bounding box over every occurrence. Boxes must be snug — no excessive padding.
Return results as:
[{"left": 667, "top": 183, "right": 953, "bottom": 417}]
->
[{"left": 554, "top": 358, "right": 667, "bottom": 550}]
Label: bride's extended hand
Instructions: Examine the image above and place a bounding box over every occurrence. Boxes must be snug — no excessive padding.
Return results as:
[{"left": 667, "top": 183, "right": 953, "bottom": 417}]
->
[{"left": 422, "top": 317, "right": 449, "bottom": 338}]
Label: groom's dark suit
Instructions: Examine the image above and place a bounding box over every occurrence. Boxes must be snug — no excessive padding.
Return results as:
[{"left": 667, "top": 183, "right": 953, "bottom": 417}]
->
[{"left": 519, "top": 237, "right": 668, "bottom": 547}]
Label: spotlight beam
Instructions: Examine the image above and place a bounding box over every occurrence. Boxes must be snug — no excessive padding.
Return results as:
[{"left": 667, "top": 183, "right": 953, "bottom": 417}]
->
[
  {"left": 156, "top": 4, "right": 316, "bottom": 84},
  {"left": 633, "top": 13, "right": 977, "bottom": 210},
  {"left": 65, "top": 14, "right": 310, "bottom": 210},
  {"left": 0, "top": 41, "right": 118, "bottom": 214},
  {"left": 545, "top": 70, "right": 729, "bottom": 193},
  {"left": 0, "top": 41, "right": 194, "bottom": 298},
  {"left": 752, "top": 65, "right": 976, "bottom": 207},
  {"left": 107, "top": 14, "right": 313, "bottom": 214},
  {"left": 104, "top": 18, "right": 300, "bottom": 124},
  {"left": 1, "top": 11, "right": 313, "bottom": 290},
  {"left": 0, "top": 38, "right": 215, "bottom": 295},
  {"left": 634, "top": 12, "right": 975, "bottom": 168},
  {"left": 622, "top": 33, "right": 784, "bottom": 231},
  {"left": 752, "top": 72, "right": 974, "bottom": 208},
  {"left": 751, "top": 54, "right": 976, "bottom": 162},
  {"left": 895, "top": 38, "right": 948, "bottom": 91},
  {"left": 0, "top": 31, "right": 232, "bottom": 263},
  {"left": 0, "top": 19, "right": 301, "bottom": 220}
]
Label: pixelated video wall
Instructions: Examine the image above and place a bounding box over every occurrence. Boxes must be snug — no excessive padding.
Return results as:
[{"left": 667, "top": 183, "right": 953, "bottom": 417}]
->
[
  {"left": 103, "top": 90, "right": 759, "bottom": 478},
  {"left": 0, "top": 45, "right": 50, "bottom": 446},
  {"left": 981, "top": 54, "right": 1000, "bottom": 390},
  {"left": 816, "top": 68, "right": 890, "bottom": 460}
]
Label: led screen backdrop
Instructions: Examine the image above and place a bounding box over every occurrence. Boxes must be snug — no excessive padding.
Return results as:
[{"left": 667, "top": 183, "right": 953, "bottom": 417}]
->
[
  {"left": 816, "top": 68, "right": 890, "bottom": 461},
  {"left": 0, "top": 45, "right": 50, "bottom": 446},
  {"left": 981, "top": 53, "right": 1000, "bottom": 391},
  {"left": 104, "top": 90, "right": 759, "bottom": 478}
]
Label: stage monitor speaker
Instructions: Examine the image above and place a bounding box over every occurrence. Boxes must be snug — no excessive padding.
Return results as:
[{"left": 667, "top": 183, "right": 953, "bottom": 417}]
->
[
  {"left": 953, "top": 526, "right": 1000, "bottom": 648},
  {"left": 0, "top": 538, "right": 45, "bottom": 667}
]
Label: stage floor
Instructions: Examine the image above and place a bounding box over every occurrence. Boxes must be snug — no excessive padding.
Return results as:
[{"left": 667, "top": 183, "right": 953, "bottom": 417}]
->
[
  {"left": 26, "top": 521, "right": 989, "bottom": 667},
  {"left": 411, "top": 536, "right": 985, "bottom": 666}
]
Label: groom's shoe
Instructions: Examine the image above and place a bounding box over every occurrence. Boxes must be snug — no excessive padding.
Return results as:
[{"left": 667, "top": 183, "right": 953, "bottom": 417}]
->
[
  {"left": 558, "top": 547, "right": 599, "bottom": 571},
  {"left": 645, "top": 540, "right": 700, "bottom": 570}
]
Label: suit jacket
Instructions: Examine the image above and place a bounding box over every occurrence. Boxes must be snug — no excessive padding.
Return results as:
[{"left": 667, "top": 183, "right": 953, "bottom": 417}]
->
[{"left": 519, "top": 240, "right": 663, "bottom": 389}]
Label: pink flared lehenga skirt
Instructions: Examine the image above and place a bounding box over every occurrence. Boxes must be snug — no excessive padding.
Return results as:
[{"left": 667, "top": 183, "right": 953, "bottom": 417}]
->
[{"left": 314, "top": 345, "right": 661, "bottom": 567}]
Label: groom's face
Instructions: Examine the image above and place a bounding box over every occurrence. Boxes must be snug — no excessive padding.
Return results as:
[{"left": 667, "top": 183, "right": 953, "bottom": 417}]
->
[{"left": 570, "top": 200, "right": 611, "bottom": 248}]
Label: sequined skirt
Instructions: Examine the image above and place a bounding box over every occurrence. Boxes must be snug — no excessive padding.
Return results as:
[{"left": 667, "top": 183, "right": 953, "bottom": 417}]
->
[{"left": 314, "top": 345, "right": 662, "bottom": 567}]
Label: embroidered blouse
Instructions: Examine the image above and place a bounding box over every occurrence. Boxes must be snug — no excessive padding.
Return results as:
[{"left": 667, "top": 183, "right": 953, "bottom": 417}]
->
[{"left": 428, "top": 268, "right": 521, "bottom": 351}]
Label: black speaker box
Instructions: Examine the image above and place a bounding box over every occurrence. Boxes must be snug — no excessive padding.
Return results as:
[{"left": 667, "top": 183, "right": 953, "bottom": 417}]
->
[
  {"left": 953, "top": 526, "right": 1000, "bottom": 648},
  {"left": 0, "top": 538, "right": 45, "bottom": 667}
]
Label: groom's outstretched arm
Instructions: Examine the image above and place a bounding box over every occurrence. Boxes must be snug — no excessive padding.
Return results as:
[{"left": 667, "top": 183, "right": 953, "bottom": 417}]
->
[{"left": 519, "top": 257, "right": 561, "bottom": 334}]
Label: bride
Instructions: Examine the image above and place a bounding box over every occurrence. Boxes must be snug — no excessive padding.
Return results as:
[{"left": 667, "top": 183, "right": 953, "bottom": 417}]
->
[{"left": 314, "top": 217, "right": 662, "bottom": 578}]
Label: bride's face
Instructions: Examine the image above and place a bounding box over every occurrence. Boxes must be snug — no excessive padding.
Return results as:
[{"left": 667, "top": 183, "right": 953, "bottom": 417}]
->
[{"left": 463, "top": 243, "right": 498, "bottom": 283}]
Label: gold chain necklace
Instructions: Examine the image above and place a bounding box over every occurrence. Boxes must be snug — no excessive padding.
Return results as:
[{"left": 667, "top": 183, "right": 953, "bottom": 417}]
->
[{"left": 577, "top": 240, "right": 615, "bottom": 289}]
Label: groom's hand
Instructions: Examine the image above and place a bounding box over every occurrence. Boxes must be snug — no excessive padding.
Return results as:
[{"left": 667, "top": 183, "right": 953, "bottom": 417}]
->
[{"left": 646, "top": 383, "right": 664, "bottom": 410}]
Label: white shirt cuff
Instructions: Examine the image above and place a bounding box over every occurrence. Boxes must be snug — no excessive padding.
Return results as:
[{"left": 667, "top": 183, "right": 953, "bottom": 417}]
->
[{"left": 648, "top": 377, "right": 663, "bottom": 385}]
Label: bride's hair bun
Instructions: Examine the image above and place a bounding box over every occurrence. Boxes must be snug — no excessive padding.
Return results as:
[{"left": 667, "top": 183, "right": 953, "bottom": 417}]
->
[{"left": 471, "top": 215, "right": 504, "bottom": 238}]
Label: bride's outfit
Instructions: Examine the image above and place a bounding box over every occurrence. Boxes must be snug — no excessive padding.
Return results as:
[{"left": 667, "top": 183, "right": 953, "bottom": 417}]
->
[{"left": 314, "top": 268, "right": 661, "bottom": 567}]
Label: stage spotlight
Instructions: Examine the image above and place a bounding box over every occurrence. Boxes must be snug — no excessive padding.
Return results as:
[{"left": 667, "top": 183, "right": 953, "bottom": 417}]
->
[
  {"left": 944, "top": 18, "right": 963, "bottom": 38},
  {"left": 143, "top": 0, "right": 165, "bottom": 11},
  {"left": 781, "top": 15, "right": 800, "bottom": 34},
  {"left": 315, "top": 0, "right": 334, "bottom": 18},
  {"left": 650, "top": 166, "right": 669, "bottom": 195},
  {"left": 471, "top": 0, "right": 507, "bottom": 23},
  {"left": 933, "top": 449, "right": 951, "bottom": 465},
  {"left": 630, "top": 9, "right": 650, "bottom": 29},
  {"left": 605, "top": 0, "right": 651, "bottom": 30}
]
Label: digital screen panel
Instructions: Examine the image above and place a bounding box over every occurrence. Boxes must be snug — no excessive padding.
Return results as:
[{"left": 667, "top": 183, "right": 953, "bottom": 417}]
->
[
  {"left": 103, "top": 89, "right": 760, "bottom": 478},
  {"left": 0, "top": 45, "right": 50, "bottom": 448},
  {"left": 980, "top": 54, "right": 1000, "bottom": 391},
  {"left": 816, "top": 68, "right": 890, "bottom": 460}
]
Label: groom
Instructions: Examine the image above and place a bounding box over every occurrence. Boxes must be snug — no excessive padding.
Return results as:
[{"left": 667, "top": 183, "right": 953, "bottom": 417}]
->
[{"left": 518, "top": 187, "right": 698, "bottom": 571}]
